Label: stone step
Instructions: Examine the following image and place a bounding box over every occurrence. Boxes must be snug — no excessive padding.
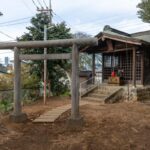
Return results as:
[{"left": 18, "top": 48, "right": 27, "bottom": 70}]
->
[
  {"left": 88, "top": 93, "right": 107, "bottom": 99},
  {"left": 98, "top": 86, "right": 119, "bottom": 90},
  {"left": 81, "top": 84, "right": 122, "bottom": 103},
  {"left": 93, "top": 91, "right": 111, "bottom": 95},
  {"left": 81, "top": 85, "right": 98, "bottom": 96},
  {"left": 83, "top": 97, "right": 105, "bottom": 103},
  {"left": 93, "top": 89, "right": 118, "bottom": 95}
]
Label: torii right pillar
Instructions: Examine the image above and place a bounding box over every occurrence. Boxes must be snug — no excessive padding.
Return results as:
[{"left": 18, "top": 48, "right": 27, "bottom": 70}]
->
[{"left": 68, "top": 44, "right": 83, "bottom": 127}]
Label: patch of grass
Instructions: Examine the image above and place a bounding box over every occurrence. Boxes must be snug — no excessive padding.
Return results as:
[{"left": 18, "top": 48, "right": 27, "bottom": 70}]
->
[
  {"left": 61, "top": 91, "right": 71, "bottom": 97},
  {"left": 0, "top": 99, "right": 13, "bottom": 113}
]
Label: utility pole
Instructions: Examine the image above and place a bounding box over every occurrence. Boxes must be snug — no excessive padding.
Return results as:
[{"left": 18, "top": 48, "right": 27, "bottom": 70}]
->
[
  {"left": 0, "top": 12, "right": 3, "bottom": 16},
  {"left": 44, "top": 25, "right": 47, "bottom": 104},
  {"left": 37, "top": 0, "right": 52, "bottom": 104}
]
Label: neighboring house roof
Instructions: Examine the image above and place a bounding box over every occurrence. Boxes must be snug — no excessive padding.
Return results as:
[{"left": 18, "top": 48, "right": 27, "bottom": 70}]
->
[{"left": 131, "top": 30, "right": 150, "bottom": 43}]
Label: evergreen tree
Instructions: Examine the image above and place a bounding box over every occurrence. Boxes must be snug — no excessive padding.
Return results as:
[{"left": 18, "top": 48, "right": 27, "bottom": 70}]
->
[
  {"left": 18, "top": 13, "right": 72, "bottom": 95},
  {"left": 137, "top": 0, "right": 150, "bottom": 23}
]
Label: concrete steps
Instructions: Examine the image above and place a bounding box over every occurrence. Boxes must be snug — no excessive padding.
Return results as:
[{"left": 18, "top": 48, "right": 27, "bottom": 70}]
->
[
  {"left": 82, "top": 85, "right": 122, "bottom": 103},
  {"left": 88, "top": 93, "right": 107, "bottom": 99},
  {"left": 83, "top": 97, "right": 104, "bottom": 103},
  {"left": 80, "top": 84, "right": 98, "bottom": 97}
]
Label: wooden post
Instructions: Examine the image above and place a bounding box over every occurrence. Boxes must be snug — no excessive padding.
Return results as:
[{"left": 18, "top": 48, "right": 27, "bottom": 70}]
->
[
  {"left": 141, "top": 50, "right": 144, "bottom": 85},
  {"left": 92, "top": 53, "right": 95, "bottom": 78},
  {"left": 44, "top": 25, "right": 47, "bottom": 105},
  {"left": 102, "top": 53, "right": 104, "bottom": 82},
  {"left": 9, "top": 47, "right": 27, "bottom": 123},
  {"left": 14, "top": 47, "right": 21, "bottom": 115},
  {"left": 71, "top": 44, "right": 80, "bottom": 119},
  {"left": 68, "top": 44, "right": 83, "bottom": 126},
  {"left": 132, "top": 47, "right": 136, "bottom": 87}
]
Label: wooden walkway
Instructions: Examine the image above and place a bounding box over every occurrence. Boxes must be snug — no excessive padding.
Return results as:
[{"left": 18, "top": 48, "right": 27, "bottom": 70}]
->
[{"left": 33, "top": 101, "right": 95, "bottom": 123}]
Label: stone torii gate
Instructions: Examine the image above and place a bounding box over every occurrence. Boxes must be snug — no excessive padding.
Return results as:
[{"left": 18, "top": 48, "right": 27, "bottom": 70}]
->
[{"left": 0, "top": 38, "right": 98, "bottom": 124}]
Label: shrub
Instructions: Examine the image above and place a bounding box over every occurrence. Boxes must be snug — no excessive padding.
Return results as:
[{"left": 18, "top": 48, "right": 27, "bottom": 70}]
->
[{"left": 0, "top": 99, "right": 13, "bottom": 113}]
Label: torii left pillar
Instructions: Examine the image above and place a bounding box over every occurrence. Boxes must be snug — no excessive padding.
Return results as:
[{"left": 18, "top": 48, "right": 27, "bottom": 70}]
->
[{"left": 9, "top": 47, "right": 27, "bottom": 123}]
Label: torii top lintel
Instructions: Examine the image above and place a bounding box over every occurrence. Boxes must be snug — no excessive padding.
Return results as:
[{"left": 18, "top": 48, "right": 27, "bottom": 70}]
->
[{"left": 0, "top": 38, "right": 98, "bottom": 50}]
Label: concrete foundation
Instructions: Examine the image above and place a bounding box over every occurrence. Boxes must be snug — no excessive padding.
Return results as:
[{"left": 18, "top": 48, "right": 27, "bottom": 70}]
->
[
  {"left": 9, "top": 113, "right": 28, "bottom": 123},
  {"left": 67, "top": 116, "right": 84, "bottom": 128}
]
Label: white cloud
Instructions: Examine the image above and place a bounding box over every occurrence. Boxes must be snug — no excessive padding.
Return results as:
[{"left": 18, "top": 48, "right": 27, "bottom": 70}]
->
[
  {"left": 113, "top": 18, "right": 150, "bottom": 33},
  {"left": 53, "top": 0, "right": 139, "bottom": 14}
]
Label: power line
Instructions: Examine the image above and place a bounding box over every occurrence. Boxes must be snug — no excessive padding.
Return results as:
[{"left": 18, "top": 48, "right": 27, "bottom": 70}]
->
[
  {"left": 37, "top": 0, "right": 44, "bottom": 8},
  {"left": 52, "top": 13, "right": 140, "bottom": 33},
  {"left": 0, "top": 31, "right": 16, "bottom": 40},
  {"left": 0, "top": 51, "right": 13, "bottom": 54},
  {"left": 53, "top": 16, "right": 148, "bottom": 36},
  {"left": 0, "top": 16, "right": 32, "bottom": 25},
  {"left": 32, "top": 0, "right": 39, "bottom": 9},
  {"left": 53, "top": 14, "right": 121, "bottom": 28},
  {"left": 52, "top": 11, "right": 123, "bottom": 33},
  {"left": 43, "top": 0, "right": 48, "bottom": 8},
  {"left": 21, "top": 0, "right": 34, "bottom": 14},
  {"left": 0, "top": 40, "right": 16, "bottom": 42},
  {"left": 70, "top": 19, "right": 149, "bottom": 33},
  {"left": 53, "top": 11, "right": 64, "bottom": 22},
  {"left": 52, "top": 11, "right": 77, "bottom": 31},
  {"left": 0, "top": 21, "right": 30, "bottom": 27},
  {"left": 114, "top": 22, "right": 149, "bottom": 29}
]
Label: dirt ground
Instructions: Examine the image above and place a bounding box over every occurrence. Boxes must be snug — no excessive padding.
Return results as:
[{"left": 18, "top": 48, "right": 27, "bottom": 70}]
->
[{"left": 0, "top": 97, "right": 150, "bottom": 150}]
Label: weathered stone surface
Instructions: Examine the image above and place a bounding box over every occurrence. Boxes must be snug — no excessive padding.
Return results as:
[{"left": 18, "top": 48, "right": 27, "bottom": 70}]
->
[
  {"left": 137, "top": 87, "right": 150, "bottom": 102},
  {"left": 67, "top": 116, "right": 84, "bottom": 128},
  {"left": 9, "top": 113, "right": 28, "bottom": 123}
]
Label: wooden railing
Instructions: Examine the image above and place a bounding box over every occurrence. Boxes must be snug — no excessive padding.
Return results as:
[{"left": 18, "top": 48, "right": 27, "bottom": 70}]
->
[{"left": 79, "top": 76, "right": 101, "bottom": 100}]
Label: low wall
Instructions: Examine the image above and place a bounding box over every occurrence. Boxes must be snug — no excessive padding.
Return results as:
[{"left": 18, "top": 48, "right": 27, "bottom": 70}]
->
[
  {"left": 105, "top": 88, "right": 124, "bottom": 103},
  {"left": 105, "top": 86, "right": 141, "bottom": 103},
  {"left": 137, "top": 87, "right": 150, "bottom": 102},
  {"left": 120, "top": 86, "right": 150, "bottom": 102}
]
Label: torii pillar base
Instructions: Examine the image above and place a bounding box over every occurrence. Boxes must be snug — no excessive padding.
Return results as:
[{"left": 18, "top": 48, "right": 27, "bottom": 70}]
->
[
  {"left": 9, "top": 113, "right": 28, "bottom": 123},
  {"left": 67, "top": 116, "right": 84, "bottom": 129}
]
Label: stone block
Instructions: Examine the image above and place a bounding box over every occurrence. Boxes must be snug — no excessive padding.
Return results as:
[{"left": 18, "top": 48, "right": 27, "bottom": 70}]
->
[
  {"left": 67, "top": 116, "right": 84, "bottom": 129},
  {"left": 9, "top": 113, "right": 28, "bottom": 123}
]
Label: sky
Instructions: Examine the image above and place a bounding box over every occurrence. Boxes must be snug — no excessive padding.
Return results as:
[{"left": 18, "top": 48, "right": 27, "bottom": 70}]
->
[{"left": 0, "top": 0, "right": 149, "bottom": 63}]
